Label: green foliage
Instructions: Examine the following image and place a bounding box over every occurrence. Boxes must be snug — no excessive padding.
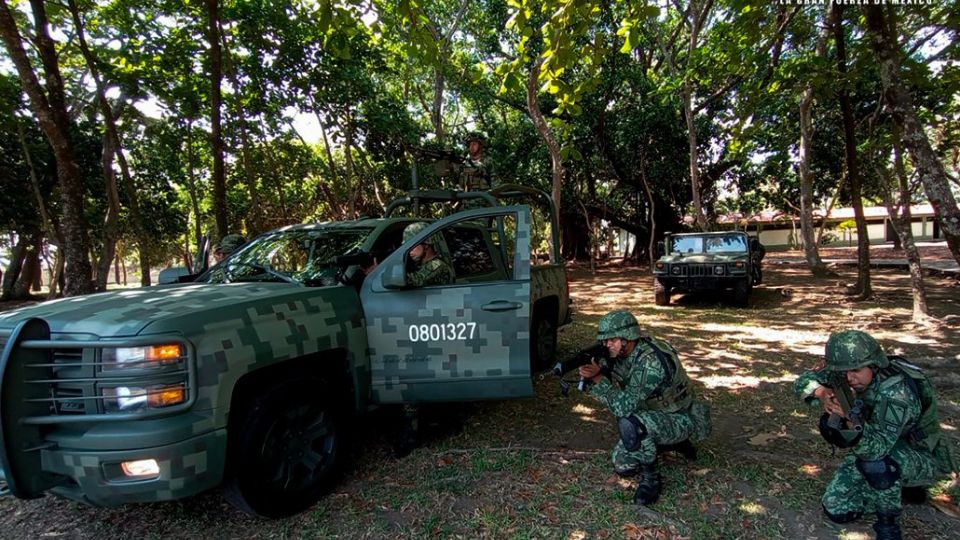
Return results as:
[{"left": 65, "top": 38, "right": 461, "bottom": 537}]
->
[{"left": 0, "top": 0, "right": 956, "bottom": 271}]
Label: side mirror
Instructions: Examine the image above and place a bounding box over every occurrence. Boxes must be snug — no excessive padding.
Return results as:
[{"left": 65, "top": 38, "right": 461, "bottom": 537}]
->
[
  {"left": 158, "top": 267, "right": 191, "bottom": 285},
  {"left": 655, "top": 241, "right": 665, "bottom": 257},
  {"left": 380, "top": 263, "right": 407, "bottom": 289}
]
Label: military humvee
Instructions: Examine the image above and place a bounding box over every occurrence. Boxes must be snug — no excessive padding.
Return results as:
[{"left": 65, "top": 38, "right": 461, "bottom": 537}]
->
[
  {"left": 0, "top": 185, "right": 569, "bottom": 518},
  {"left": 652, "top": 231, "right": 764, "bottom": 307}
]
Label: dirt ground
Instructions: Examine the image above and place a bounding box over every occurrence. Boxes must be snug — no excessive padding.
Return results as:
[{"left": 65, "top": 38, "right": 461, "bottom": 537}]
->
[{"left": 0, "top": 257, "right": 958, "bottom": 539}]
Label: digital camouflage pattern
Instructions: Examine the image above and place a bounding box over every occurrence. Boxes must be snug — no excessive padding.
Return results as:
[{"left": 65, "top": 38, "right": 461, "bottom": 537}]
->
[
  {"left": 596, "top": 310, "right": 642, "bottom": 341},
  {"left": 795, "top": 353, "right": 951, "bottom": 515},
  {"left": 406, "top": 256, "right": 455, "bottom": 287},
  {"left": 0, "top": 195, "right": 568, "bottom": 509},
  {"left": 215, "top": 234, "right": 247, "bottom": 256},
  {"left": 362, "top": 206, "right": 534, "bottom": 404},
  {"left": 589, "top": 335, "right": 710, "bottom": 471},
  {"left": 461, "top": 157, "right": 493, "bottom": 191},
  {"left": 824, "top": 330, "right": 889, "bottom": 370}
]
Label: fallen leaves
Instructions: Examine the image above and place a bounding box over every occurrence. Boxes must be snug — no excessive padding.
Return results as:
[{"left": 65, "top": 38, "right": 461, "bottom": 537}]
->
[
  {"left": 929, "top": 495, "right": 960, "bottom": 519},
  {"left": 747, "top": 425, "right": 794, "bottom": 446}
]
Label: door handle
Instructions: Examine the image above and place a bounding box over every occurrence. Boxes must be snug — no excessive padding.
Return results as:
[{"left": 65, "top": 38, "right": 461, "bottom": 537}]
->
[{"left": 481, "top": 300, "right": 523, "bottom": 312}]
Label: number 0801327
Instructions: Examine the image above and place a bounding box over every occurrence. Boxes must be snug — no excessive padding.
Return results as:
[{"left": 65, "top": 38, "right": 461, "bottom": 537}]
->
[{"left": 408, "top": 322, "right": 477, "bottom": 342}]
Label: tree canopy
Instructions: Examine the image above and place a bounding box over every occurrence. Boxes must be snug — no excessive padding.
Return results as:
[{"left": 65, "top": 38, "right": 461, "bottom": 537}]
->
[{"left": 1, "top": 0, "right": 958, "bottom": 298}]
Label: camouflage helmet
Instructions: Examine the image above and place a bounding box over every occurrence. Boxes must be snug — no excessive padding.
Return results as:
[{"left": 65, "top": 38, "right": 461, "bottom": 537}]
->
[
  {"left": 215, "top": 234, "right": 247, "bottom": 255},
  {"left": 597, "top": 310, "right": 642, "bottom": 341},
  {"left": 464, "top": 131, "right": 486, "bottom": 145},
  {"left": 403, "top": 222, "right": 441, "bottom": 251},
  {"left": 825, "top": 330, "right": 889, "bottom": 371}
]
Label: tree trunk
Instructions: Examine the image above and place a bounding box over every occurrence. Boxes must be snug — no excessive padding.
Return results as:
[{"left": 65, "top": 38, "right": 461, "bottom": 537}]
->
[
  {"left": 345, "top": 111, "right": 358, "bottom": 218},
  {"left": 684, "top": 0, "right": 711, "bottom": 231},
  {"left": 834, "top": 6, "right": 871, "bottom": 299},
  {"left": 96, "top": 128, "right": 120, "bottom": 291},
  {"left": 206, "top": 0, "right": 228, "bottom": 239},
  {"left": 13, "top": 233, "right": 41, "bottom": 297},
  {"left": 797, "top": 3, "right": 831, "bottom": 276},
  {"left": 526, "top": 59, "right": 564, "bottom": 230},
  {"left": 183, "top": 120, "right": 204, "bottom": 250},
  {"left": 639, "top": 152, "right": 657, "bottom": 268},
  {"left": 888, "top": 132, "right": 930, "bottom": 322},
  {"left": 0, "top": 0, "right": 95, "bottom": 296},
  {"left": 863, "top": 6, "right": 960, "bottom": 267},
  {"left": 1, "top": 234, "right": 28, "bottom": 300}
]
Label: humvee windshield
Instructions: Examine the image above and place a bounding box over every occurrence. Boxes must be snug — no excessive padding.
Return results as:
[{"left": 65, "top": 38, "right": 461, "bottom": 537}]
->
[
  {"left": 201, "top": 228, "right": 371, "bottom": 285},
  {"left": 671, "top": 234, "right": 747, "bottom": 254}
]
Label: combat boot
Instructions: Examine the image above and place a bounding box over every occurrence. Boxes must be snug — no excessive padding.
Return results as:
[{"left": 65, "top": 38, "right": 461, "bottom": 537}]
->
[
  {"left": 633, "top": 462, "right": 662, "bottom": 506},
  {"left": 873, "top": 511, "right": 902, "bottom": 540}
]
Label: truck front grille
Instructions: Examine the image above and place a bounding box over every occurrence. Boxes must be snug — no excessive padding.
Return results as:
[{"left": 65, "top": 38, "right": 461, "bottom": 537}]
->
[
  {"left": 1, "top": 329, "right": 196, "bottom": 424},
  {"left": 678, "top": 264, "right": 714, "bottom": 277}
]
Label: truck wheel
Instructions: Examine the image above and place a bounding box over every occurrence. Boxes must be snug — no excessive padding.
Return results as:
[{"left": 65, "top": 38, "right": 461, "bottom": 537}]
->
[
  {"left": 654, "top": 279, "right": 671, "bottom": 306},
  {"left": 531, "top": 313, "right": 558, "bottom": 369},
  {"left": 733, "top": 280, "right": 751, "bottom": 307},
  {"left": 225, "top": 378, "right": 343, "bottom": 518}
]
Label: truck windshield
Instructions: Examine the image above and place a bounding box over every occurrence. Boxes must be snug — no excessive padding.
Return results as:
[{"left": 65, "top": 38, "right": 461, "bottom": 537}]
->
[
  {"left": 671, "top": 234, "right": 746, "bottom": 254},
  {"left": 201, "top": 229, "right": 371, "bottom": 285}
]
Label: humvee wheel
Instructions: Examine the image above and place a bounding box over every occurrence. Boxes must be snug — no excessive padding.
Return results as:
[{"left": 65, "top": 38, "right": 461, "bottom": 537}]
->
[
  {"left": 732, "top": 280, "right": 751, "bottom": 307},
  {"left": 225, "top": 378, "right": 343, "bottom": 518},
  {"left": 531, "top": 313, "right": 558, "bottom": 369},
  {"left": 654, "top": 279, "right": 671, "bottom": 306}
]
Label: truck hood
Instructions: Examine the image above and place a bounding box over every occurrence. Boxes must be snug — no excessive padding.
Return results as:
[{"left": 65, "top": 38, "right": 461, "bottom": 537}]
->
[
  {"left": 0, "top": 283, "right": 329, "bottom": 337},
  {"left": 660, "top": 253, "right": 748, "bottom": 264}
]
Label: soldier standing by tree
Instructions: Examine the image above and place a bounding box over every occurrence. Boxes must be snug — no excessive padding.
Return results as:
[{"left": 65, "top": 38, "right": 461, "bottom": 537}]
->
[
  {"left": 795, "top": 330, "right": 956, "bottom": 540},
  {"left": 579, "top": 310, "right": 712, "bottom": 506}
]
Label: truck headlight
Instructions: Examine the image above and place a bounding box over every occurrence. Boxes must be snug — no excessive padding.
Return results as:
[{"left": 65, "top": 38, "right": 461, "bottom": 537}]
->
[
  {"left": 102, "top": 344, "right": 183, "bottom": 370},
  {"left": 103, "top": 384, "right": 186, "bottom": 412}
]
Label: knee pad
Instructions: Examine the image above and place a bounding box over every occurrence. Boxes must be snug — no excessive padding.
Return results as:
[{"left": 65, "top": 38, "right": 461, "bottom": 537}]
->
[
  {"left": 618, "top": 416, "right": 648, "bottom": 452},
  {"left": 614, "top": 466, "right": 639, "bottom": 478},
  {"left": 822, "top": 504, "right": 862, "bottom": 524},
  {"left": 855, "top": 456, "right": 901, "bottom": 490}
]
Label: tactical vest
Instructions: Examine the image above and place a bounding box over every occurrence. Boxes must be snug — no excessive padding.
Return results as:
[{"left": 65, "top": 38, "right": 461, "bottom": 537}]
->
[
  {"left": 881, "top": 357, "right": 940, "bottom": 449},
  {"left": 639, "top": 337, "right": 693, "bottom": 413}
]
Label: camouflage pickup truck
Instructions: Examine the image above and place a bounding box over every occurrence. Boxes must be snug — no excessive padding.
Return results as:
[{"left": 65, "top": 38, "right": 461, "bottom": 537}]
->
[
  {"left": 652, "top": 231, "right": 764, "bottom": 307},
  {"left": 0, "top": 185, "right": 570, "bottom": 518}
]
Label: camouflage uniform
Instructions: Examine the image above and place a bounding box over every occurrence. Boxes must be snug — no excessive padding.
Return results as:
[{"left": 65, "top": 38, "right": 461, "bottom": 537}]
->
[
  {"left": 402, "top": 222, "right": 454, "bottom": 287},
  {"left": 795, "top": 330, "right": 955, "bottom": 540},
  {"left": 461, "top": 133, "right": 494, "bottom": 191},
  {"left": 215, "top": 234, "right": 247, "bottom": 258},
  {"left": 461, "top": 156, "right": 493, "bottom": 191},
  {"left": 406, "top": 257, "right": 453, "bottom": 287},
  {"left": 588, "top": 310, "right": 711, "bottom": 505}
]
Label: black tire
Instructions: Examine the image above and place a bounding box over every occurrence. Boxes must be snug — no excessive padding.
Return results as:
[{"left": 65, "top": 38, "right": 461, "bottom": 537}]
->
[
  {"left": 531, "top": 312, "right": 558, "bottom": 370},
  {"left": 654, "top": 279, "right": 671, "bottom": 306},
  {"left": 224, "top": 378, "right": 344, "bottom": 518},
  {"left": 733, "top": 280, "right": 751, "bottom": 307}
]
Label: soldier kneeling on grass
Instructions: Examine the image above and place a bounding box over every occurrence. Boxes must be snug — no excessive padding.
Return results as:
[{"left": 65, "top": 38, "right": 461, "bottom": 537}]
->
[
  {"left": 794, "top": 330, "right": 957, "bottom": 540},
  {"left": 579, "top": 310, "right": 712, "bottom": 506}
]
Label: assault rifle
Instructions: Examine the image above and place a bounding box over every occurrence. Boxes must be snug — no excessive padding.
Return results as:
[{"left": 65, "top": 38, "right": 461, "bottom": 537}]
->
[
  {"left": 825, "top": 371, "right": 865, "bottom": 434},
  {"left": 552, "top": 342, "right": 608, "bottom": 395}
]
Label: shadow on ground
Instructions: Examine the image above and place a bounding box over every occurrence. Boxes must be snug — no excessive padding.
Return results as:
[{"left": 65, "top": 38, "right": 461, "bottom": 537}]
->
[{"left": 0, "top": 262, "right": 958, "bottom": 539}]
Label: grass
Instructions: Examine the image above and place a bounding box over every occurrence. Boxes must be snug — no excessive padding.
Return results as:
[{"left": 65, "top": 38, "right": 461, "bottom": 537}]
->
[{"left": 1, "top": 262, "right": 958, "bottom": 539}]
